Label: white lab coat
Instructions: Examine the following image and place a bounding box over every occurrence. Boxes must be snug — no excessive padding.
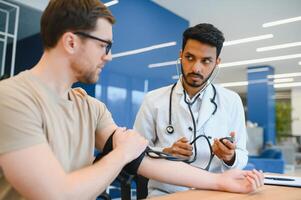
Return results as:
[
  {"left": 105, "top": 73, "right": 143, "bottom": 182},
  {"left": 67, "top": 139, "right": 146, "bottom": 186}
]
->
[{"left": 134, "top": 79, "right": 248, "bottom": 196}]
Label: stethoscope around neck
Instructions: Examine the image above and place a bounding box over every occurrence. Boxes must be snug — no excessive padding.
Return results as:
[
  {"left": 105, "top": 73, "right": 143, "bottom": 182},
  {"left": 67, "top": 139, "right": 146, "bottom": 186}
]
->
[
  {"left": 146, "top": 82, "right": 218, "bottom": 170},
  {"left": 166, "top": 79, "right": 218, "bottom": 135},
  {"left": 146, "top": 61, "right": 220, "bottom": 170}
]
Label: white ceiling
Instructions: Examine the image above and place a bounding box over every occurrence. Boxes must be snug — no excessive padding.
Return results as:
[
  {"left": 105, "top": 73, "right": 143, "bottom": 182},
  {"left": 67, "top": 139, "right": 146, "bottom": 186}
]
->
[{"left": 153, "top": 0, "right": 301, "bottom": 93}]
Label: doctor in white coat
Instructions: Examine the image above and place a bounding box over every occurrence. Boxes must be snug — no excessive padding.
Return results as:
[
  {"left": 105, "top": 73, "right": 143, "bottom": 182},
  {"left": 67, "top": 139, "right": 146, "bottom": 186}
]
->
[{"left": 134, "top": 23, "right": 248, "bottom": 196}]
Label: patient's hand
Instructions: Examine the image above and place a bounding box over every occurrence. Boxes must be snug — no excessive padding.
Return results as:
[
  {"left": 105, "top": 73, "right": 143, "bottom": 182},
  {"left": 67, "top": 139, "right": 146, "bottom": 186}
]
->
[{"left": 218, "top": 169, "right": 264, "bottom": 193}]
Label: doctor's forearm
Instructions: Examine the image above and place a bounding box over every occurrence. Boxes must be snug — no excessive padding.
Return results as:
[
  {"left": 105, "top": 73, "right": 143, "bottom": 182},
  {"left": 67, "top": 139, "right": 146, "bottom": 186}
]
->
[{"left": 138, "top": 157, "right": 221, "bottom": 190}]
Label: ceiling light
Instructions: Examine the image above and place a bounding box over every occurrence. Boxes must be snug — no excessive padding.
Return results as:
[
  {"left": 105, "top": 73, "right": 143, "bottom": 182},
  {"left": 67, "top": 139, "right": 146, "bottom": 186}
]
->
[
  {"left": 268, "top": 72, "right": 301, "bottom": 79},
  {"left": 219, "top": 78, "right": 294, "bottom": 88},
  {"left": 104, "top": 0, "right": 119, "bottom": 7},
  {"left": 299, "top": 61, "right": 301, "bottom": 65},
  {"left": 274, "top": 82, "right": 301, "bottom": 88},
  {"left": 224, "top": 34, "right": 273, "bottom": 46},
  {"left": 262, "top": 16, "right": 301, "bottom": 27},
  {"left": 273, "top": 78, "right": 294, "bottom": 83},
  {"left": 172, "top": 75, "right": 179, "bottom": 80},
  {"left": 257, "top": 42, "right": 301, "bottom": 52},
  {"left": 219, "top": 53, "right": 301, "bottom": 68},
  {"left": 220, "top": 81, "right": 248, "bottom": 87},
  {"left": 113, "top": 41, "right": 176, "bottom": 58},
  {"left": 149, "top": 60, "right": 177, "bottom": 68}
]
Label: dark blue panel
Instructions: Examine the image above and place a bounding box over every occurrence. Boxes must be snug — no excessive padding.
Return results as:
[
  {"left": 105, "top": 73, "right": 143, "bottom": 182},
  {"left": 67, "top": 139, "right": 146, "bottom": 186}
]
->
[
  {"left": 247, "top": 66, "right": 275, "bottom": 145},
  {"left": 106, "top": 0, "right": 188, "bottom": 80},
  {"left": 7, "top": 33, "right": 43, "bottom": 75},
  {"left": 105, "top": 72, "right": 129, "bottom": 127},
  {"left": 72, "top": 82, "right": 96, "bottom": 97},
  {"left": 130, "top": 77, "right": 146, "bottom": 126}
]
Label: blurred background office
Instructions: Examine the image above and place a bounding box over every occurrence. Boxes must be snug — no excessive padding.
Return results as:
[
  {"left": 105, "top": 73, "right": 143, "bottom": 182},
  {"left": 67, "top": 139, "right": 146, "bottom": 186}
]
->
[{"left": 0, "top": 0, "right": 301, "bottom": 198}]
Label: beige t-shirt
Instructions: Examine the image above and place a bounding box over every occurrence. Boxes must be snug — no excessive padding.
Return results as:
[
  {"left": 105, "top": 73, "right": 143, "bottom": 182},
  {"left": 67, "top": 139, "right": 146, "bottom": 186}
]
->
[{"left": 0, "top": 70, "right": 115, "bottom": 199}]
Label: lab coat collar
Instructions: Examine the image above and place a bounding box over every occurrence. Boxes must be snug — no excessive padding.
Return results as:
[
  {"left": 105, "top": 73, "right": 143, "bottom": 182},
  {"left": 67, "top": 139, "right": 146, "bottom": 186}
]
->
[
  {"left": 174, "top": 76, "right": 205, "bottom": 100},
  {"left": 174, "top": 77, "right": 216, "bottom": 130},
  {"left": 174, "top": 77, "right": 184, "bottom": 95}
]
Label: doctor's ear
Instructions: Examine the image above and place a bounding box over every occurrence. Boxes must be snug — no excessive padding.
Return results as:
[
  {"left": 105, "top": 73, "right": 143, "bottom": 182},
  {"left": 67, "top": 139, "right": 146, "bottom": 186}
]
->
[
  {"left": 177, "top": 57, "right": 182, "bottom": 64},
  {"left": 179, "top": 50, "right": 182, "bottom": 59}
]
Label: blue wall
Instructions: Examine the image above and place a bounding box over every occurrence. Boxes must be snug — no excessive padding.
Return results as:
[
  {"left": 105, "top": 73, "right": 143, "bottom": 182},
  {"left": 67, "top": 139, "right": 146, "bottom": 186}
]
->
[{"left": 247, "top": 66, "right": 276, "bottom": 145}]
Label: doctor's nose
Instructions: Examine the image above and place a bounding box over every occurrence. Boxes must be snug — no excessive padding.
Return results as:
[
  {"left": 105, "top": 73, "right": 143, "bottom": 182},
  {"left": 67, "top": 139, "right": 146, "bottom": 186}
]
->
[{"left": 191, "top": 62, "right": 202, "bottom": 74}]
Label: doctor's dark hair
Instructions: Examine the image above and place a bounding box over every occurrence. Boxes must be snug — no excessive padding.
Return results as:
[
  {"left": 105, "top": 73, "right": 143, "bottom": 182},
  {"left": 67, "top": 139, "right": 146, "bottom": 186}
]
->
[
  {"left": 182, "top": 23, "right": 225, "bottom": 57},
  {"left": 41, "top": 0, "right": 115, "bottom": 50}
]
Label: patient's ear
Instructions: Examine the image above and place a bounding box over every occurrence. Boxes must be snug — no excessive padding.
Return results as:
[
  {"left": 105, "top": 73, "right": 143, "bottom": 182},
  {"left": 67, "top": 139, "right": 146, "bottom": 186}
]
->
[{"left": 61, "top": 32, "right": 78, "bottom": 54}]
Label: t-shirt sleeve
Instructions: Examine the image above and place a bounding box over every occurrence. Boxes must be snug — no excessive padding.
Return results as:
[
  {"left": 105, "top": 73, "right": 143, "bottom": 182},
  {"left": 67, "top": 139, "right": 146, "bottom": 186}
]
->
[
  {"left": 0, "top": 85, "right": 47, "bottom": 154},
  {"left": 88, "top": 96, "right": 115, "bottom": 131}
]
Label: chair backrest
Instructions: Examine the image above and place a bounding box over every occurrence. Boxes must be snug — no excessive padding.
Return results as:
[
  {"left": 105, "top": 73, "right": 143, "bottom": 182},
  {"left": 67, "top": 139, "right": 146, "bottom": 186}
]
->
[
  {"left": 260, "top": 148, "right": 283, "bottom": 159},
  {"left": 135, "top": 175, "right": 149, "bottom": 199}
]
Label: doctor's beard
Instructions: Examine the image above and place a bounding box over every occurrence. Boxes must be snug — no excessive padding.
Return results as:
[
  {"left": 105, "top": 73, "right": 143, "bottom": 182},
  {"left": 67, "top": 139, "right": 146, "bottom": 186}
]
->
[{"left": 181, "top": 65, "right": 206, "bottom": 88}]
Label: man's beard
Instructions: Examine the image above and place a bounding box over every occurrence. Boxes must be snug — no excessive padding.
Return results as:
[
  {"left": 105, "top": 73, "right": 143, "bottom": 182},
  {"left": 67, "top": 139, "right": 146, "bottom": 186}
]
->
[
  {"left": 181, "top": 65, "right": 206, "bottom": 88},
  {"left": 79, "top": 70, "right": 99, "bottom": 84},
  {"left": 72, "top": 63, "right": 99, "bottom": 84}
]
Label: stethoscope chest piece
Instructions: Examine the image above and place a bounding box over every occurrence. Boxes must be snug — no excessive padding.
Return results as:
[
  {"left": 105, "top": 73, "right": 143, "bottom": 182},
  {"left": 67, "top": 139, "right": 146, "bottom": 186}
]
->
[{"left": 166, "top": 125, "right": 174, "bottom": 134}]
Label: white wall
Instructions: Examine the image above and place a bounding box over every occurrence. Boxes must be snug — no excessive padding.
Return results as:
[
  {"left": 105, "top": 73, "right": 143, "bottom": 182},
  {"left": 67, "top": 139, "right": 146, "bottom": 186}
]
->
[{"left": 292, "top": 88, "right": 301, "bottom": 136}]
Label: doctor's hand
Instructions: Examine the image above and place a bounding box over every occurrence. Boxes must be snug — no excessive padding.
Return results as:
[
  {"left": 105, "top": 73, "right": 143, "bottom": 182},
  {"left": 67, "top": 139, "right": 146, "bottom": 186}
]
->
[
  {"left": 212, "top": 132, "right": 236, "bottom": 166},
  {"left": 163, "top": 137, "right": 193, "bottom": 159}
]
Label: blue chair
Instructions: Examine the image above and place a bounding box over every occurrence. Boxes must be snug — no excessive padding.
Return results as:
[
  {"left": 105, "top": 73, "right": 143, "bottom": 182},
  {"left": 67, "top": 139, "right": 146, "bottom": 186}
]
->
[{"left": 247, "top": 148, "right": 285, "bottom": 173}]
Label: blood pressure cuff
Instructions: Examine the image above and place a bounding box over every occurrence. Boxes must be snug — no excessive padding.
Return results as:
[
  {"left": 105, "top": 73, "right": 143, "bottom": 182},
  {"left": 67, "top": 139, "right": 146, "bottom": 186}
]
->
[{"left": 102, "top": 131, "right": 146, "bottom": 175}]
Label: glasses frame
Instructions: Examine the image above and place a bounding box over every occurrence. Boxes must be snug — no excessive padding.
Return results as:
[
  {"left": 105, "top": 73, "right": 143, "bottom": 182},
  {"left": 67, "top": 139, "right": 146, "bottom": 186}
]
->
[{"left": 73, "top": 31, "right": 112, "bottom": 55}]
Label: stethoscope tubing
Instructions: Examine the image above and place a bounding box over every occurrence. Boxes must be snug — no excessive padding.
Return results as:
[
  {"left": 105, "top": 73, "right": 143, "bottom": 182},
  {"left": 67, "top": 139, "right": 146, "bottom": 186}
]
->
[{"left": 146, "top": 62, "right": 219, "bottom": 170}]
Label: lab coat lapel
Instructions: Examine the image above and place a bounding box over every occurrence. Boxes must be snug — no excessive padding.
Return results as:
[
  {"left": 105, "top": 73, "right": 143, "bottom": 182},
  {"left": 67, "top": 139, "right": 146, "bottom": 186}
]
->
[
  {"left": 174, "top": 79, "right": 187, "bottom": 111},
  {"left": 197, "top": 84, "right": 215, "bottom": 131}
]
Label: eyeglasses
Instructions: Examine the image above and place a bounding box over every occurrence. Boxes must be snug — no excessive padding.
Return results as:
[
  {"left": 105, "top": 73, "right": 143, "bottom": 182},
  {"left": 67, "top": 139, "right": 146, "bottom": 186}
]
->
[{"left": 73, "top": 31, "right": 112, "bottom": 55}]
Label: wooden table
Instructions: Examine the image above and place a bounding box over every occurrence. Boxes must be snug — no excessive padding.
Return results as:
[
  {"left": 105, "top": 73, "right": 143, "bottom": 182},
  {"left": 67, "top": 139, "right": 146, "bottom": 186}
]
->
[{"left": 149, "top": 185, "right": 301, "bottom": 200}]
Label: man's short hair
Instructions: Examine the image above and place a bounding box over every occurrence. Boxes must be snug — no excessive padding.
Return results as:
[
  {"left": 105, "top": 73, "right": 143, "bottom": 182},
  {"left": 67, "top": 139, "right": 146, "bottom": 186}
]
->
[
  {"left": 41, "top": 0, "right": 115, "bottom": 50},
  {"left": 182, "top": 23, "right": 225, "bottom": 57}
]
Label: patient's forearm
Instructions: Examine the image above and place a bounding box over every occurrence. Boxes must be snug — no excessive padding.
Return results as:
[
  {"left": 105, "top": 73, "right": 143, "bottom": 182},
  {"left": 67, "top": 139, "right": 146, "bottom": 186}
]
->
[
  {"left": 65, "top": 149, "right": 127, "bottom": 199},
  {"left": 138, "top": 157, "right": 221, "bottom": 190}
]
